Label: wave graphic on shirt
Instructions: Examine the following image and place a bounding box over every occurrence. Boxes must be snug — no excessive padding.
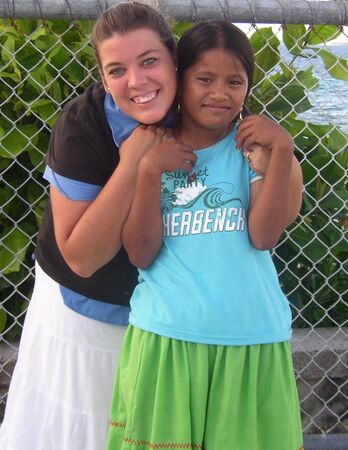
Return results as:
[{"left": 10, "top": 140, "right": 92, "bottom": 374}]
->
[
  {"left": 161, "top": 182, "right": 242, "bottom": 213},
  {"left": 174, "top": 183, "right": 207, "bottom": 206}
]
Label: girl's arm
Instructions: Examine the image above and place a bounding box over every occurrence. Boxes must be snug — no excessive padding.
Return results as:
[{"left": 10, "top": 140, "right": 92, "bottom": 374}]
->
[
  {"left": 244, "top": 145, "right": 303, "bottom": 226},
  {"left": 236, "top": 115, "right": 303, "bottom": 250},
  {"left": 122, "top": 136, "right": 196, "bottom": 269},
  {"left": 51, "top": 126, "right": 165, "bottom": 278}
]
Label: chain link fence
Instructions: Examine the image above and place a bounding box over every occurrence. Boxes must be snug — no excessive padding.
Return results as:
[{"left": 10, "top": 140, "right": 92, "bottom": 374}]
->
[{"left": 0, "top": 0, "right": 347, "bottom": 436}]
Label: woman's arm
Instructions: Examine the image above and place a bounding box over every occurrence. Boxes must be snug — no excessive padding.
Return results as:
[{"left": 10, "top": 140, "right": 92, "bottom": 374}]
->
[
  {"left": 51, "top": 126, "right": 165, "bottom": 277},
  {"left": 122, "top": 136, "right": 196, "bottom": 269},
  {"left": 236, "top": 115, "right": 303, "bottom": 250}
]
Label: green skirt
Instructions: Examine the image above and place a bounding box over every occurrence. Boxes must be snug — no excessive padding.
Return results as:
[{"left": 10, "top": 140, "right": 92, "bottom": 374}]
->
[{"left": 107, "top": 325, "right": 303, "bottom": 450}]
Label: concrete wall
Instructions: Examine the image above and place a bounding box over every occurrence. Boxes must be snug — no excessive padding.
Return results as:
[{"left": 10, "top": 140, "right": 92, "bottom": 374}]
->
[
  {"left": 1, "top": 327, "right": 348, "bottom": 432},
  {"left": 292, "top": 328, "right": 348, "bottom": 433}
]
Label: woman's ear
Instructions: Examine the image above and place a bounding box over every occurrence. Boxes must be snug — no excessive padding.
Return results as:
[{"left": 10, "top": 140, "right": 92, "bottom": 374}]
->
[{"left": 99, "top": 70, "right": 110, "bottom": 92}]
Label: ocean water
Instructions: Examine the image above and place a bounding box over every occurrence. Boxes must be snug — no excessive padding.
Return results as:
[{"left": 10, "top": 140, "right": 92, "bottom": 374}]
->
[{"left": 293, "top": 42, "right": 348, "bottom": 132}]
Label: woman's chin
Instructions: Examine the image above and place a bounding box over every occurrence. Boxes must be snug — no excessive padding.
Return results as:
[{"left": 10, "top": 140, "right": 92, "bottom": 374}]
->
[{"left": 135, "top": 109, "right": 168, "bottom": 125}]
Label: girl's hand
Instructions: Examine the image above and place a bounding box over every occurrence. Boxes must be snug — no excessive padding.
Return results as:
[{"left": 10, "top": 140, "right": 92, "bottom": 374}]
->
[
  {"left": 236, "top": 114, "right": 293, "bottom": 155},
  {"left": 119, "top": 125, "right": 166, "bottom": 165},
  {"left": 243, "top": 145, "right": 271, "bottom": 177}
]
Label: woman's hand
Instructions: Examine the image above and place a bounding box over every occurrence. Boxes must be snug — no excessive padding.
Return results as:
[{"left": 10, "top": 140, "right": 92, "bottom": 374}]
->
[
  {"left": 139, "top": 134, "right": 196, "bottom": 176},
  {"left": 51, "top": 124, "right": 171, "bottom": 278},
  {"left": 242, "top": 145, "right": 271, "bottom": 177},
  {"left": 122, "top": 135, "right": 196, "bottom": 269},
  {"left": 236, "top": 114, "right": 294, "bottom": 156},
  {"left": 119, "top": 124, "right": 167, "bottom": 166}
]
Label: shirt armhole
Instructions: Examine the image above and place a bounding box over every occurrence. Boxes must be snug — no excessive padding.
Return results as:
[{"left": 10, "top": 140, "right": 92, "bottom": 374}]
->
[{"left": 43, "top": 166, "right": 102, "bottom": 201}]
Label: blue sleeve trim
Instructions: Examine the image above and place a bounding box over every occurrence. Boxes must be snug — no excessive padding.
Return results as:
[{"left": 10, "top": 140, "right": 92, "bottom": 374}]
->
[
  {"left": 250, "top": 174, "right": 264, "bottom": 183},
  {"left": 43, "top": 166, "right": 102, "bottom": 201},
  {"left": 60, "top": 285, "right": 130, "bottom": 325}
]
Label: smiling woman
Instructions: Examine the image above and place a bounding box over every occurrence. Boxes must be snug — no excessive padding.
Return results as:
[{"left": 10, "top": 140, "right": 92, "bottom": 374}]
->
[
  {"left": 97, "top": 28, "right": 177, "bottom": 124},
  {"left": 0, "top": 3, "right": 179, "bottom": 450}
]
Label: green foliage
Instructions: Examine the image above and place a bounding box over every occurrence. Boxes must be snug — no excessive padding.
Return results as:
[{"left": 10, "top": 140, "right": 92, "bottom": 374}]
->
[
  {"left": 249, "top": 24, "right": 348, "bottom": 328},
  {"left": 0, "top": 18, "right": 98, "bottom": 338},
  {"left": 0, "top": 20, "right": 347, "bottom": 335}
]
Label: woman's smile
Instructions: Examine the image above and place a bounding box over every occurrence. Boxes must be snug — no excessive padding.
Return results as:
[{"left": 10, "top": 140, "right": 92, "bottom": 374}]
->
[
  {"left": 99, "top": 28, "right": 177, "bottom": 124},
  {"left": 132, "top": 89, "right": 159, "bottom": 105}
]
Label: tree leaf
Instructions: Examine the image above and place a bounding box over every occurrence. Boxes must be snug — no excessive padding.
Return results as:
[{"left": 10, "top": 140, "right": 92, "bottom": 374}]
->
[
  {"left": 0, "top": 228, "right": 29, "bottom": 274},
  {"left": 307, "top": 25, "right": 341, "bottom": 45},
  {"left": 30, "top": 99, "right": 58, "bottom": 126},
  {"left": 29, "top": 26, "right": 48, "bottom": 41},
  {"left": 250, "top": 28, "right": 281, "bottom": 84},
  {"left": 317, "top": 49, "right": 348, "bottom": 80},
  {"left": 0, "top": 71, "right": 21, "bottom": 82},
  {"left": 0, "top": 308, "right": 7, "bottom": 333},
  {"left": 1, "top": 36, "right": 15, "bottom": 65},
  {"left": 0, "top": 124, "right": 38, "bottom": 158},
  {"left": 283, "top": 24, "right": 307, "bottom": 56},
  {"left": 171, "top": 21, "right": 192, "bottom": 40}
]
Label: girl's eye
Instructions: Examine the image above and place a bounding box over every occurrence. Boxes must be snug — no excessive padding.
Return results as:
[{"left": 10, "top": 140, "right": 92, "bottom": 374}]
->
[
  {"left": 197, "top": 77, "right": 211, "bottom": 83},
  {"left": 229, "top": 79, "right": 242, "bottom": 86},
  {"left": 143, "top": 57, "right": 157, "bottom": 67}
]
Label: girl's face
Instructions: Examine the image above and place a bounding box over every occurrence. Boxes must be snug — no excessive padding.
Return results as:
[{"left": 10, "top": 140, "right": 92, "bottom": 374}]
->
[
  {"left": 180, "top": 48, "right": 248, "bottom": 135},
  {"left": 99, "top": 28, "right": 177, "bottom": 124}
]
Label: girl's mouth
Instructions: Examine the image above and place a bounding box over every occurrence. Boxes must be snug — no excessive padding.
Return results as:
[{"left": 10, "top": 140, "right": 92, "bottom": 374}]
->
[{"left": 203, "top": 104, "right": 230, "bottom": 111}]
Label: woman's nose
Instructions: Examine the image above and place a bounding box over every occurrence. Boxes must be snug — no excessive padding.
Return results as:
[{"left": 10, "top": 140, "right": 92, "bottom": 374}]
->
[{"left": 127, "top": 67, "right": 147, "bottom": 88}]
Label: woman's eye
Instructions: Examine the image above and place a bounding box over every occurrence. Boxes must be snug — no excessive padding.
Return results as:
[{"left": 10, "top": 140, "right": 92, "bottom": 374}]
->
[
  {"left": 109, "top": 67, "right": 125, "bottom": 77},
  {"left": 143, "top": 58, "right": 157, "bottom": 67}
]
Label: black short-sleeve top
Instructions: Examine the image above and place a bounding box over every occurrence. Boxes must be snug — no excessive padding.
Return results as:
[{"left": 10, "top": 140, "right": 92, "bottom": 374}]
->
[{"left": 35, "top": 82, "right": 138, "bottom": 306}]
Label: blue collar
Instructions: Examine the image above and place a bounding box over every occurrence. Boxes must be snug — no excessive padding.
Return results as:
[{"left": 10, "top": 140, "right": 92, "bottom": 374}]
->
[{"left": 104, "top": 93, "right": 177, "bottom": 147}]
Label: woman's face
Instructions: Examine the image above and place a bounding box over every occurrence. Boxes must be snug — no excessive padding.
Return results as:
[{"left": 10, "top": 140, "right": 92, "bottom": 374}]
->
[{"left": 99, "top": 28, "right": 177, "bottom": 124}]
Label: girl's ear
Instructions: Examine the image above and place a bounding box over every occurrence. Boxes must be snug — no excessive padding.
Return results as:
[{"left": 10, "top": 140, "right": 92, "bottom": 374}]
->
[{"left": 175, "top": 94, "right": 180, "bottom": 113}]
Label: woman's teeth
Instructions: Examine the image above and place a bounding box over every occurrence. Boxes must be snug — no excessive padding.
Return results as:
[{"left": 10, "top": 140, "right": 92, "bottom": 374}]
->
[{"left": 133, "top": 91, "right": 157, "bottom": 104}]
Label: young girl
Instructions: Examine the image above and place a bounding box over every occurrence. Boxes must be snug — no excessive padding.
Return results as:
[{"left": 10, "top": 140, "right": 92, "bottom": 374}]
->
[
  {"left": 107, "top": 21, "right": 304, "bottom": 450},
  {"left": 0, "top": 3, "right": 184, "bottom": 450}
]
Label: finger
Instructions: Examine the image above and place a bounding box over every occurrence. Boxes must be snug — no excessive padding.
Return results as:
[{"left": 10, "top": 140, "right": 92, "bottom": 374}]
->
[
  {"left": 145, "top": 125, "right": 157, "bottom": 133},
  {"left": 241, "top": 136, "right": 264, "bottom": 151},
  {"left": 236, "top": 129, "right": 255, "bottom": 149},
  {"left": 242, "top": 149, "right": 252, "bottom": 163},
  {"left": 156, "top": 126, "right": 167, "bottom": 137},
  {"left": 181, "top": 161, "right": 196, "bottom": 172},
  {"left": 236, "top": 115, "right": 257, "bottom": 133},
  {"left": 162, "top": 132, "right": 176, "bottom": 142},
  {"left": 182, "top": 151, "right": 197, "bottom": 163}
]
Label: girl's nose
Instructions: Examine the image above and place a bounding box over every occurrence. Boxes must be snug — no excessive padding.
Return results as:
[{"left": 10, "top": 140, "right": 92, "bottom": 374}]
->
[{"left": 211, "top": 81, "right": 228, "bottom": 100}]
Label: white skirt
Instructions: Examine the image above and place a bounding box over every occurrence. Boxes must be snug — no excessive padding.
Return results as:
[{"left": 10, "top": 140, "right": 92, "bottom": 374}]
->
[{"left": 0, "top": 262, "right": 127, "bottom": 450}]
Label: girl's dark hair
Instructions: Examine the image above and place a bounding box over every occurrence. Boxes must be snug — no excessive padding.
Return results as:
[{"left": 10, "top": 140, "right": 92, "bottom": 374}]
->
[
  {"left": 177, "top": 21, "right": 254, "bottom": 109},
  {"left": 92, "top": 2, "right": 176, "bottom": 68}
]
